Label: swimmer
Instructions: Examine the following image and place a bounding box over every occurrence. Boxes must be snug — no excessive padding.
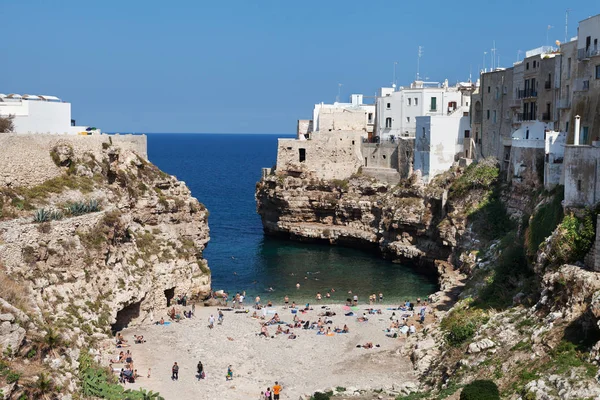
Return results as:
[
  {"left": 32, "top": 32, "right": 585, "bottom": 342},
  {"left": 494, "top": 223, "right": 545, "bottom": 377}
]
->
[{"left": 296, "top": 282, "right": 300, "bottom": 289}]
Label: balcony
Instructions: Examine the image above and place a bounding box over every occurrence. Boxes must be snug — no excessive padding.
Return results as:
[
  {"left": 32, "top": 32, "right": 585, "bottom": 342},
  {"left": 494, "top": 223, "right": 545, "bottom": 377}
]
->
[
  {"left": 544, "top": 80, "right": 552, "bottom": 89},
  {"left": 578, "top": 47, "right": 600, "bottom": 60},
  {"left": 574, "top": 79, "right": 590, "bottom": 91},
  {"left": 557, "top": 99, "right": 571, "bottom": 109},
  {"left": 542, "top": 112, "right": 551, "bottom": 121},
  {"left": 517, "top": 113, "right": 536, "bottom": 122},
  {"left": 518, "top": 89, "right": 538, "bottom": 99},
  {"left": 509, "top": 98, "right": 522, "bottom": 108}
]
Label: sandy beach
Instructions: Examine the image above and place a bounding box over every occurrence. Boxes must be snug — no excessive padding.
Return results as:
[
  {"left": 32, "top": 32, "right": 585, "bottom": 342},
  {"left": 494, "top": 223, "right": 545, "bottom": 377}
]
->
[{"left": 108, "top": 302, "right": 432, "bottom": 399}]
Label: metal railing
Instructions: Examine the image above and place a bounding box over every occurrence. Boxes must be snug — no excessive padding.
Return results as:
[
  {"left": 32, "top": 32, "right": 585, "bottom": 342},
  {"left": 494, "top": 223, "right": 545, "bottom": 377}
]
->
[
  {"left": 509, "top": 99, "right": 522, "bottom": 108},
  {"left": 578, "top": 48, "right": 600, "bottom": 60},
  {"left": 518, "top": 89, "right": 537, "bottom": 99}
]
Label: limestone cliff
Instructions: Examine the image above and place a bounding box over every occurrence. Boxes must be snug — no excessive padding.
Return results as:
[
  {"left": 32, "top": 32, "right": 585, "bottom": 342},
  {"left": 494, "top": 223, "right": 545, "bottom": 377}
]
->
[{"left": 0, "top": 138, "right": 210, "bottom": 399}]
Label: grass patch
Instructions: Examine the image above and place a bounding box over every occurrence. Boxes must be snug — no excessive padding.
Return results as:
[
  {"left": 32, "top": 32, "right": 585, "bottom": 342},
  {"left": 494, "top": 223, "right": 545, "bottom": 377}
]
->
[
  {"left": 525, "top": 189, "right": 564, "bottom": 256},
  {"left": 440, "top": 300, "right": 488, "bottom": 347},
  {"left": 16, "top": 175, "right": 94, "bottom": 203},
  {"left": 449, "top": 158, "right": 499, "bottom": 199}
]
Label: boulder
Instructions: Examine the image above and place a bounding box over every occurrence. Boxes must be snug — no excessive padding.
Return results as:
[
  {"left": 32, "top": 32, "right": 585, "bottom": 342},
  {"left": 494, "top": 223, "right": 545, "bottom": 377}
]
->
[{"left": 467, "top": 338, "right": 495, "bottom": 353}]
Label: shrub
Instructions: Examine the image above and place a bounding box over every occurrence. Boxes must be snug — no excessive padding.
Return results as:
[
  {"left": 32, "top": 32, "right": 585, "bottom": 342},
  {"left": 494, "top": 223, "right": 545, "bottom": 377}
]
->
[
  {"left": 441, "top": 302, "right": 488, "bottom": 346},
  {"left": 546, "top": 212, "right": 595, "bottom": 266},
  {"left": 525, "top": 190, "right": 564, "bottom": 255},
  {"left": 311, "top": 392, "right": 332, "bottom": 400},
  {"left": 460, "top": 380, "right": 499, "bottom": 400},
  {"left": 449, "top": 159, "right": 499, "bottom": 199}
]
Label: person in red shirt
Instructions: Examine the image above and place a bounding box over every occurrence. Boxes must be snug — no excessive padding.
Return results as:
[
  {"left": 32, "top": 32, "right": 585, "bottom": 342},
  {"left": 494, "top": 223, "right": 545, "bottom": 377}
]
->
[{"left": 272, "top": 381, "right": 282, "bottom": 399}]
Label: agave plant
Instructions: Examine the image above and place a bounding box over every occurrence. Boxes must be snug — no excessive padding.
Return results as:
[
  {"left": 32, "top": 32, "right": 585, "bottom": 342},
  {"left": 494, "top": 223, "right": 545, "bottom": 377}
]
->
[
  {"left": 49, "top": 210, "right": 63, "bottom": 221},
  {"left": 87, "top": 199, "right": 100, "bottom": 212},
  {"left": 33, "top": 208, "right": 50, "bottom": 223}
]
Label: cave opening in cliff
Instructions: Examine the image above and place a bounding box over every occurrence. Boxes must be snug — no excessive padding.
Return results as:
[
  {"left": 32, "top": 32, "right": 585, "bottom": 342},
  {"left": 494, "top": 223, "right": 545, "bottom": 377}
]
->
[
  {"left": 111, "top": 300, "right": 142, "bottom": 334},
  {"left": 164, "top": 287, "right": 175, "bottom": 307}
]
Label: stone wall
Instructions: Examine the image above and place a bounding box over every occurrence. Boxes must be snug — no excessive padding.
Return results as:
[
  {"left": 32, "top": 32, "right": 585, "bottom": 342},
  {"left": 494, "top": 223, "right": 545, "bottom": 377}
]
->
[
  {"left": 0, "top": 134, "right": 147, "bottom": 188},
  {"left": 276, "top": 131, "right": 363, "bottom": 180},
  {"left": 563, "top": 144, "right": 600, "bottom": 207},
  {"left": 361, "top": 142, "right": 399, "bottom": 169},
  {"left": 318, "top": 108, "right": 368, "bottom": 132}
]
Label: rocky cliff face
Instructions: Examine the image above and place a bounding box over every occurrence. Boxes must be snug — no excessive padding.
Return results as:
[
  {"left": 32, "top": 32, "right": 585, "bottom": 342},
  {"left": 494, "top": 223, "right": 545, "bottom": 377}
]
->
[
  {"left": 0, "top": 140, "right": 210, "bottom": 398},
  {"left": 256, "top": 162, "right": 494, "bottom": 276}
]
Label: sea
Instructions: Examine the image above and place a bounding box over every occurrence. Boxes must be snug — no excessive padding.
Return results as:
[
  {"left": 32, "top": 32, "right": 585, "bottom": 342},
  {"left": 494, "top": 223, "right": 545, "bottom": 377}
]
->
[{"left": 146, "top": 133, "right": 436, "bottom": 304}]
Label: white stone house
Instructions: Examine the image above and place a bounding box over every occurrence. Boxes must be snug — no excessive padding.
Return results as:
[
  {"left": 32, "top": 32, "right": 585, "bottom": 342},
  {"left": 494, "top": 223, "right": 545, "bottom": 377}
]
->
[
  {"left": 311, "top": 94, "right": 375, "bottom": 137},
  {"left": 0, "top": 93, "right": 94, "bottom": 134},
  {"left": 413, "top": 106, "right": 470, "bottom": 182},
  {"left": 376, "top": 80, "right": 472, "bottom": 142},
  {"left": 544, "top": 131, "right": 566, "bottom": 190}
]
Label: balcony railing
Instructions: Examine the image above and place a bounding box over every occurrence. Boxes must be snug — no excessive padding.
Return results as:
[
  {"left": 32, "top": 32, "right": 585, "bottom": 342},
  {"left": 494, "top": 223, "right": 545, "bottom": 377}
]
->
[
  {"left": 518, "top": 113, "right": 537, "bottom": 121},
  {"left": 544, "top": 81, "right": 552, "bottom": 89},
  {"left": 542, "top": 112, "right": 551, "bottom": 121},
  {"left": 518, "top": 89, "right": 537, "bottom": 99},
  {"left": 574, "top": 79, "right": 590, "bottom": 91},
  {"left": 557, "top": 99, "right": 571, "bottom": 109},
  {"left": 578, "top": 47, "right": 600, "bottom": 60}
]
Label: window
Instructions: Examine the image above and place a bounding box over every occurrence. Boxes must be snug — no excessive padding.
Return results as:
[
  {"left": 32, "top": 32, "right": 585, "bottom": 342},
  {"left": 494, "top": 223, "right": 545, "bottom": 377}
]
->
[
  {"left": 596, "top": 65, "right": 600, "bottom": 79},
  {"left": 526, "top": 62, "right": 530, "bottom": 70},
  {"left": 487, "top": 110, "right": 490, "bottom": 120},
  {"left": 526, "top": 129, "right": 529, "bottom": 140},
  {"left": 368, "top": 113, "right": 373, "bottom": 123},
  {"left": 406, "top": 117, "right": 410, "bottom": 123},
  {"left": 495, "top": 87, "right": 499, "bottom": 99},
  {"left": 533, "top": 60, "right": 537, "bottom": 68},
  {"left": 464, "top": 130, "right": 470, "bottom": 138},
  {"left": 385, "top": 117, "right": 392, "bottom": 128},
  {"left": 566, "top": 121, "right": 569, "bottom": 133},
  {"left": 567, "top": 58, "right": 572, "bottom": 79},
  {"left": 414, "top": 98, "right": 418, "bottom": 106},
  {"left": 577, "top": 180, "right": 582, "bottom": 191},
  {"left": 407, "top": 98, "right": 412, "bottom": 106},
  {"left": 487, "top": 86, "right": 490, "bottom": 93},
  {"left": 493, "top": 110, "right": 497, "bottom": 123},
  {"left": 582, "top": 126, "right": 589, "bottom": 144},
  {"left": 430, "top": 97, "right": 437, "bottom": 111},
  {"left": 299, "top": 148, "right": 306, "bottom": 162},
  {"left": 386, "top": 103, "right": 391, "bottom": 109}
]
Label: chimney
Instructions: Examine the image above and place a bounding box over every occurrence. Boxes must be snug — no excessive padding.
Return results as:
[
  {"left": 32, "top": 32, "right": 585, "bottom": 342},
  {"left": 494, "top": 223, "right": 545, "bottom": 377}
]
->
[{"left": 574, "top": 115, "right": 581, "bottom": 145}]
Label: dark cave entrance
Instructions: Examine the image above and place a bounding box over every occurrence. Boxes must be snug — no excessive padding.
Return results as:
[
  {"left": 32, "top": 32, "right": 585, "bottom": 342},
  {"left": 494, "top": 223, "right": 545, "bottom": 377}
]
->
[
  {"left": 164, "top": 287, "right": 175, "bottom": 307},
  {"left": 111, "top": 300, "right": 142, "bottom": 334}
]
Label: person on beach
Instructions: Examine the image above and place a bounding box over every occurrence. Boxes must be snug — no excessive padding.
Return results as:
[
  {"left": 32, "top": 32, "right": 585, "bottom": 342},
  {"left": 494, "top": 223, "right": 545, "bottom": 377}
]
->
[
  {"left": 326, "top": 292, "right": 331, "bottom": 299},
  {"left": 379, "top": 292, "right": 383, "bottom": 302},
  {"left": 208, "top": 314, "right": 215, "bottom": 329},
  {"left": 218, "top": 310, "right": 224, "bottom": 324},
  {"left": 273, "top": 381, "right": 283, "bottom": 400},
  {"left": 316, "top": 292, "right": 322, "bottom": 301},
  {"left": 197, "top": 361, "right": 204, "bottom": 380},
  {"left": 284, "top": 295, "right": 289, "bottom": 306},
  {"left": 255, "top": 296, "right": 261, "bottom": 309},
  {"left": 171, "top": 362, "right": 179, "bottom": 381},
  {"left": 296, "top": 282, "right": 300, "bottom": 289},
  {"left": 226, "top": 365, "right": 233, "bottom": 380},
  {"left": 260, "top": 324, "right": 270, "bottom": 337},
  {"left": 353, "top": 294, "right": 358, "bottom": 305},
  {"left": 264, "top": 387, "right": 272, "bottom": 399}
]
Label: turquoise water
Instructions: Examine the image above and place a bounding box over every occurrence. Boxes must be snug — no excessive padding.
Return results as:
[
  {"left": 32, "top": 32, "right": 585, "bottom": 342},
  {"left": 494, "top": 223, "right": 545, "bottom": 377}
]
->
[{"left": 146, "top": 133, "right": 437, "bottom": 304}]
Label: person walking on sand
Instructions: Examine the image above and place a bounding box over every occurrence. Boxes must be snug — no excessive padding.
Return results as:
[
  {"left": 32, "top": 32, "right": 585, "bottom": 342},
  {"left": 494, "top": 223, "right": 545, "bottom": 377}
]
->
[
  {"left": 197, "top": 361, "right": 204, "bottom": 380},
  {"left": 226, "top": 365, "right": 233, "bottom": 380},
  {"left": 255, "top": 295, "right": 261, "bottom": 309},
  {"left": 171, "top": 362, "right": 179, "bottom": 381},
  {"left": 273, "top": 381, "right": 282, "bottom": 399},
  {"left": 264, "top": 387, "right": 272, "bottom": 399},
  {"left": 208, "top": 314, "right": 215, "bottom": 329},
  {"left": 218, "top": 310, "right": 224, "bottom": 324}
]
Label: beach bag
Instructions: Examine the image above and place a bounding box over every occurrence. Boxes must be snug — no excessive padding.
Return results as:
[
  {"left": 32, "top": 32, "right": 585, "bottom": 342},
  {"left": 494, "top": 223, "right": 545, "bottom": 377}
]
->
[{"left": 201, "top": 371, "right": 205, "bottom": 379}]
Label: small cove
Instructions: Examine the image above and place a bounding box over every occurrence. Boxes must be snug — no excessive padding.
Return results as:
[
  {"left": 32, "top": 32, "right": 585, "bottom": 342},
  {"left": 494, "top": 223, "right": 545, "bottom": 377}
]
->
[{"left": 146, "top": 133, "right": 437, "bottom": 304}]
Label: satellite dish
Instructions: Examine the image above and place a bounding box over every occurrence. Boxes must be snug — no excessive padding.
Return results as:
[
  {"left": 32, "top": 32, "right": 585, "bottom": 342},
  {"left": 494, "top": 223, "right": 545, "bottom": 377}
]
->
[{"left": 392, "top": 84, "right": 396, "bottom": 88}]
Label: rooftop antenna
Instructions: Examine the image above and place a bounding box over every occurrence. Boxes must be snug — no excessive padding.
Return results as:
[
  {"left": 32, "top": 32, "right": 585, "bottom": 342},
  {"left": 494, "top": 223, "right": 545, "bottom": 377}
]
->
[
  {"left": 392, "top": 61, "right": 398, "bottom": 89},
  {"left": 516, "top": 49, "right": 523, "bottom": 62},
  {"left": 336, "top": 83, "right": 343, "bottom": 103},
  {"left": 565, "top": 8, "right": 572, "bottom": 43},
  {"left": 483, "top": 51, "right": 487, "bottom": 72},
  {"left": 491, "top": 41, "right": 497, "bottom": 70},
  {"left": 546, "top": 25, "right": 554, "bottom": 47},
  {"left": 417, "top": 46, "right": 424, "bottom": 80}
]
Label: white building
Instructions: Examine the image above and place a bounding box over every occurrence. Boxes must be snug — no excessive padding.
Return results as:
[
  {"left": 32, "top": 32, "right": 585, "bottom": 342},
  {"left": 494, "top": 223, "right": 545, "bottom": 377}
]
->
[
  {"left": 413, "top": 105, "right": 470, "bottom": 182},
  {"left": 311, "top": 94, "right": 375, "bottom": 136},
  {"left": 0, "top": 93, "right": 94, "bottom": 134},
  {"left": 577, "top": 14, "right": 600, "bottom": 59},
  {"left": 376, "top": 80, "right": 473, "bottom": 142}
]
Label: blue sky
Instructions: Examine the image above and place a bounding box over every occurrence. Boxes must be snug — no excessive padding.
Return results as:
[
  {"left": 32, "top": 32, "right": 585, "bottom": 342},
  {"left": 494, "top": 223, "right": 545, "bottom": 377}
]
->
[{"left": 1, "top": 1, "right": 598, "bottom": 134}]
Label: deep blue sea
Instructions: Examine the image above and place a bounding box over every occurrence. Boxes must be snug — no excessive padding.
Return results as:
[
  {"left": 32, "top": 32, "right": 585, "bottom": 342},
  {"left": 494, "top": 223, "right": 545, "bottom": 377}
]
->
[{"left": 146, "top": 133, "right": 436, "bottom": 304}]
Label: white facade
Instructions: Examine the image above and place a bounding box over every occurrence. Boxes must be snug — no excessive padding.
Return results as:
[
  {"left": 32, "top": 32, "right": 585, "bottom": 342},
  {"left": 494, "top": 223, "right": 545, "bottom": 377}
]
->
[
  {"left": 413, "top": 106, "right": 470, "bottom": 182},
  {"left": 376, "top": 80, "right": 472, "bottom": 141},
  {"left": 0, "top": 93, "right": 93, "bottom": 134},
  {"left": 544, "top": 131, "right": 566, "bottom": 189},
  {"left": 312, "top": 94, "right": 375, "bottom": 134},
  {"left": 577, "top": 14, "right": 600, "bottom": 59}
]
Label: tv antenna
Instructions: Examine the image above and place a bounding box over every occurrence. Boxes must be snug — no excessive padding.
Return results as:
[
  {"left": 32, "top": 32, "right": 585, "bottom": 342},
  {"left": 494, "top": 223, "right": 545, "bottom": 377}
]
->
[
  {"left": 392, "top": 61, "right": 398, "bottom": 89},
  {"left": 483, "top": 51, "right": 487, "bottom": 72},
  {"left": 565, "top": 8, "right": 572, "bottom": 43},
  {"left": 516, "top": 49, "right": 523, "bottom": 62},
  {"left": 336, "top": 83, "right": 343, "bottom": 103},
  {"left": 491, "top": 41, "right": 497, "bottom": 70},
  {"left": 546, "top": 25, "right": 554, "bottom": 47},
  {"left": 416, "top": 46, "right": 424, "bottom": 80}
]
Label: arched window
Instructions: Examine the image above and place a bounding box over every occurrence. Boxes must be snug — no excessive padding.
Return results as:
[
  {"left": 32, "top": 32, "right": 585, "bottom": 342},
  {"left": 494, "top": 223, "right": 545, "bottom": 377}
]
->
[{"left": 385, "top": 117, "right": 392, "bottom": 128}]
